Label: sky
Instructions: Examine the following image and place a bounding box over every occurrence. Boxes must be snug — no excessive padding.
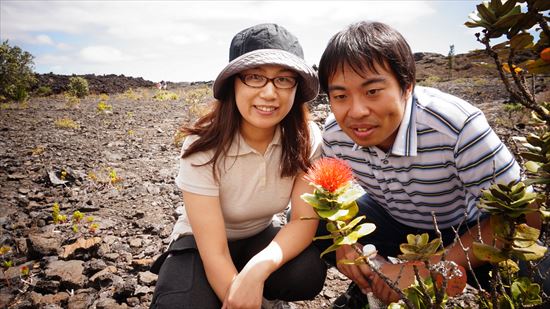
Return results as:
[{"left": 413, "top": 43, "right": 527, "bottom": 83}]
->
[{"left": 1, "top": 0, "right": 485, "bottom": 83}]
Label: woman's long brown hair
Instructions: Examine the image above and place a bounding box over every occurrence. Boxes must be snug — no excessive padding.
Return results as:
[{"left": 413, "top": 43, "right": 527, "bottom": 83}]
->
[{"left": 180, "top": 76, "right": 312, "bottom": 181}]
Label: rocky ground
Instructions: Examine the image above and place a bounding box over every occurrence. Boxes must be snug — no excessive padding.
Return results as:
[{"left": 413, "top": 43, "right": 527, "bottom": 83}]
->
[{"left": 1, "top": 52, "right": 549, "bottom": 308}]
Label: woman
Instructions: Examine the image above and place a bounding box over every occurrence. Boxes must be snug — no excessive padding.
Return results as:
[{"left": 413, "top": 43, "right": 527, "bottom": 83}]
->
[{"left": 150, "top": 23, "right": 327, "bottom": 309}]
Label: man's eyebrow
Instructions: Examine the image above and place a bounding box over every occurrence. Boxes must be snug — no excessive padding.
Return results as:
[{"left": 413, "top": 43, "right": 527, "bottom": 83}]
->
[{"left": 328, "top": 76, "right": 387, "bottom": 92}]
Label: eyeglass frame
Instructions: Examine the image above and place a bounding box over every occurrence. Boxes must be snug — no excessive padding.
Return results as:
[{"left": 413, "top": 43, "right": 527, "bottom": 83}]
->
[{"left": 237, "top": 73, "right": 298, "bottom": 89}]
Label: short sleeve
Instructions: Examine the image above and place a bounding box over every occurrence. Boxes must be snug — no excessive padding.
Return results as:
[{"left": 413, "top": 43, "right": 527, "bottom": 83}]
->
[
  {"left": 174, "top": 136, "right": 219, "bottom": 196},
  {"left": 308, "top": 121, "right": 322, "bottom": 162}
]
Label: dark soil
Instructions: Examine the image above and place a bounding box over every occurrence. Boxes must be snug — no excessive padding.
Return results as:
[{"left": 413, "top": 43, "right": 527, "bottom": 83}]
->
[{"left": 1, "top": 52, "right": 549, "bottom": 308}]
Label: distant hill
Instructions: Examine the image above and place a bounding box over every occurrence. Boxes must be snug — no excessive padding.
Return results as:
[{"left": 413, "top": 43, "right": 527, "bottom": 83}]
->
[
  {"left": 30, "top": 50, "right": 504, "bottom": 95},
  {"left": 33, "top": 73, "right": 155, "bottom": 95}
]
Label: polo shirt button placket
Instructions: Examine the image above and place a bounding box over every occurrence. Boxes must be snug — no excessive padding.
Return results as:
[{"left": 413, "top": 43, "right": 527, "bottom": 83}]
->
[{"left": 382, "top": 159, "right": 389, "bottom": 165}]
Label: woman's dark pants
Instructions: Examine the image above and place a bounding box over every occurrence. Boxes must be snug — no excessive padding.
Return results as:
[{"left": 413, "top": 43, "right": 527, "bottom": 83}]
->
[{"left": 150, "top": 223, "right": 327, "bottom": 308}]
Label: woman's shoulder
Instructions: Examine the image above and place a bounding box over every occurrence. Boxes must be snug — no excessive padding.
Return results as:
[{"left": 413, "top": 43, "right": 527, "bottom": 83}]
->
[{"left": 180, "top": 134, "right": 200, "bottom": 154}]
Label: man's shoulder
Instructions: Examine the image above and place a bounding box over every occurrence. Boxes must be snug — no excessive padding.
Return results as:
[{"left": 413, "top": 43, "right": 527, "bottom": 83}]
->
[
  {"left": 414, "top": 86, "right": 484, "bottom": 132},
  {"left": 323, "top": 113, "right": 340, "bottom": 133},
  {"left": 322, "top": 114, "right": 355, "bottom": 148},
  {"left": 414, "top": 86, "right": 479, "bottom": 114}
]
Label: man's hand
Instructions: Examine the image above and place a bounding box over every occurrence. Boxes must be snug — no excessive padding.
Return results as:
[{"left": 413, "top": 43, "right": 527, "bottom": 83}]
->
[
  {"left": 335, "top": 244, "right": 375, "bottom": 292},
  {"left": 370, "top": 262, "right": 467, "bottom": 304}
]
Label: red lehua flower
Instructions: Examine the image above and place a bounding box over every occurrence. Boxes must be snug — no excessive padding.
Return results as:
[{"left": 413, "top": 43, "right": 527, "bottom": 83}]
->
[{"left": 304, "top": 158, "right": 353, "bottom": 192}]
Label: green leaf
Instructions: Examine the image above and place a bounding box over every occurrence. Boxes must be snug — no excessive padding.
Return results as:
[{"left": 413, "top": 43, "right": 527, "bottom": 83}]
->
[
  {"left": 353, "top": 222, "right": 376, "bottom": 238},
  {"left": 301, "top": 193, "right": 330, "bottom": 210},
  {"left": 526, "top": 134, "right": 544, "bottom": 147},
  {"left": 477, "top": 2, "right": 497, "bottom": 23},
  {"left": 513, "top": 224, "right": 540, "bottom": 242},
  {"left": 336, "top": 216, "right": 365, "bottom": 233},
  {"left": 473, "top": 242, "right": 508, "bottom": 263},
  {"left": 465, "top": 21, "right": 483, "bottom": 28},
  {"left": 313, "top": 234, "right": 335, "bottom": 241},
  {"left": 498, "top": 293, "right": 515, "bottom": 309},
  {"left": 525, "top": 161, "right": 542, "bottom": 173},
  {"left": 317, "top": 207, "right": 353, "bottom": 221},
  {"left": 491, "top": 215, "right": 513, "bottom": 241},
  {"left": 493, "top": 13, "right": 522, "bottom": 29},
  {"left": 496, "top": 0, "right": 518, "bottom": 16},
  {"left": 336, "top": 182, "right": 366, "bottom": 206},
  {"left": 524, "top": 177, "right": 550, "bottom": 186},
  {"left": 510, "top": 33, "right": 534, "bottom": 50},
  {"left": 319, "top": 243, "right": 341, "bottom": 258},
  {"left": 512, "top": 242, "right": 547, "bottom": 261},
  {"left": 526, "top": 58, "right": 550, "bottom": 75},
  {"left": 490, "top": 187, "right": 513, "bottom": 203}
]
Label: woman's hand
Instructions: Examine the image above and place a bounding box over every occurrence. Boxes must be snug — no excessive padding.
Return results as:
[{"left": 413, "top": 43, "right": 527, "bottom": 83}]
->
[{"left": 222, "top": 269, "right": 265, "bottom": 309}]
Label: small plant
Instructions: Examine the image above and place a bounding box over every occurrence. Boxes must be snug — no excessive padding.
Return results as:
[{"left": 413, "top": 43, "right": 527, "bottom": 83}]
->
[
  {"left": 35, "top": 86, "right": 52, "bottom": 97},
  {"left": 473, "top": 181, "right": 546, "bottom": 308},
  {"left": 30, "top": 145, "right": 45, "bottom": 156},
  {"left": 447, "top": 44, "right": 455, "bottom": 80},
  {"left": 153, "top": 90, "right": 179, "bottom": 101},
  {"left": 183, "top": 86, "right": 213, "bottom": 119},
  {"left": 52, "top": 202, "right": 67, "bottom": 224},
  {"left": 54, "top": 117, "right": 79, "bottom": 129},
  {"left": 67, "top": 76, "right": 89, "bottom": 98},
  {"left": 418, "top": 75, "right": 442, "bottom": 87},
  {"left": 64, "top": 93, "right": 80, "bottom": 108},
  {"left": 109, "top": 168, "right": 122, "bottom": 184},
  {"left": 99, "top": 93, "right": 109, "bottom": 101},
  {"left": 466, "top": 2, "right": 550, "bottom": 305},
  {"left": 389, "top": 233, "right": 466, "bottom": 309},
  {"left": 51, "top": 202, "right": 99, "bottom": 235},
  {"left": 0, "top": 245, "right": 13, "bottom": 287},
  {"left": 121, "top": 88, "right": 142, "bottom": 101},
  {"left": 97, "top": 101, "right": 112, "bottom": 113},
  {"left": 20, "top": 265, "right": 30, "bottom": 277},
  {"left": 87, "top": 166, "right": 123, "bottom": 187}
]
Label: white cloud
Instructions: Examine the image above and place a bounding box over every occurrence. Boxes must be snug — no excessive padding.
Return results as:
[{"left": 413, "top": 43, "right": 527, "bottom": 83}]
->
[
  {"left": 80, "top": 46, "right": 128, "bottom": 63},
  {"left": 1, "top": 0, "right": 478, "bottom": 82},
  {"left": 35, "top": 34, "right": 54, "bottom": 45}
]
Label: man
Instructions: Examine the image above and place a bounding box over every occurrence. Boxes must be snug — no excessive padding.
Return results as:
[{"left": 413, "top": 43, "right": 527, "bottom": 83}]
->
[{"left": 315, "top": 21, "right": 544, "bottom": 307}]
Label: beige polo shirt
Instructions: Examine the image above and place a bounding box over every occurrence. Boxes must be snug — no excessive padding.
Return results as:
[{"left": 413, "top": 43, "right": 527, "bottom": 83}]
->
[{"left": 171, "top": 122, "right": 322, "bottom": 241}]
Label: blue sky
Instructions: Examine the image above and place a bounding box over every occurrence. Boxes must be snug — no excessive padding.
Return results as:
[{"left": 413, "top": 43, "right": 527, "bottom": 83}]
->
[{"left": 1, "top": 0, "right": 483, "bottom": 83}]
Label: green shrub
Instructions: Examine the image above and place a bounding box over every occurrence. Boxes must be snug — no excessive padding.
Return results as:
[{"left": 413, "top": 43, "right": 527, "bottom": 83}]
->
[
  {"left": 68, "top": 76, "right": 89, "bottom": 98},
  {"left": 0, "top": 40, "right": 36, "bottom": 102},
  {"left": 35, "top": 86, "right": 52, "bottom": 97},
  {"left": 418, "top": 75, "right": 441, "bottom": 87},
  {"left": 153, "top": 90, "right": 179, "bottom": 101}
]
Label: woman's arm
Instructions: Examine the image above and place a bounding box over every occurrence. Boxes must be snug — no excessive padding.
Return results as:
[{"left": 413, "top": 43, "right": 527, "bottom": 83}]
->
[{"left": 183, "top": 190, "right": 237, "bottom": 301}]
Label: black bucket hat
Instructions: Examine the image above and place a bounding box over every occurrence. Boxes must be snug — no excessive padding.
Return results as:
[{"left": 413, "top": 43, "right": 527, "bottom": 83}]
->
[{"left": 213, "top": 23, "right": 319, "bottom": 102}]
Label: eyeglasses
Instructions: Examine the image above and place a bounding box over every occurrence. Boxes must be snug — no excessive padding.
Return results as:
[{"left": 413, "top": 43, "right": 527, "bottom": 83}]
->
[{"left": 238, "top": 74, "right": 298, "bottom": 89}]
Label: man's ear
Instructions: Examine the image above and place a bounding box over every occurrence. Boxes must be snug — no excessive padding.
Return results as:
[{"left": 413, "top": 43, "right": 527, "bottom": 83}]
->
[{"left": 403, "top": 84, "right": 414, "bottom": 100}]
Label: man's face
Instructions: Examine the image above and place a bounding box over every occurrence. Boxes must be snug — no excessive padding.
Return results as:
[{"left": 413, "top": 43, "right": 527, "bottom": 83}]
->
[{"left": 327, "top": 62, "right": 412, "bottom": 151}]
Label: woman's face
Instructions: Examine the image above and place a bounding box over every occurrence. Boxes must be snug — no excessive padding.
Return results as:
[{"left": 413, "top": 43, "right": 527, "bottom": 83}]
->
[{"left": 234, "top": 65, "right": 298, "bottom": 135}]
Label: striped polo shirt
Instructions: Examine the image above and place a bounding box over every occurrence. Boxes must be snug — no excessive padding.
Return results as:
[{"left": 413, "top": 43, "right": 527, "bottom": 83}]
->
[{"left": 322, "top": 86, "right": 521, "bottom": 229}]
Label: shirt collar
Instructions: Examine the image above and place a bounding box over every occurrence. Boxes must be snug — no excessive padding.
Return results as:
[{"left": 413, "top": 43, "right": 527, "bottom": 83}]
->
[
  {"left": 391, "top": 93, "right": 417, "bottom": 156},
  {"left": 352, "top": 93, "right": 417, "bottom": 157},
  {"left": 226, "top": 126, "right": 282, "bottom": 156}
]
